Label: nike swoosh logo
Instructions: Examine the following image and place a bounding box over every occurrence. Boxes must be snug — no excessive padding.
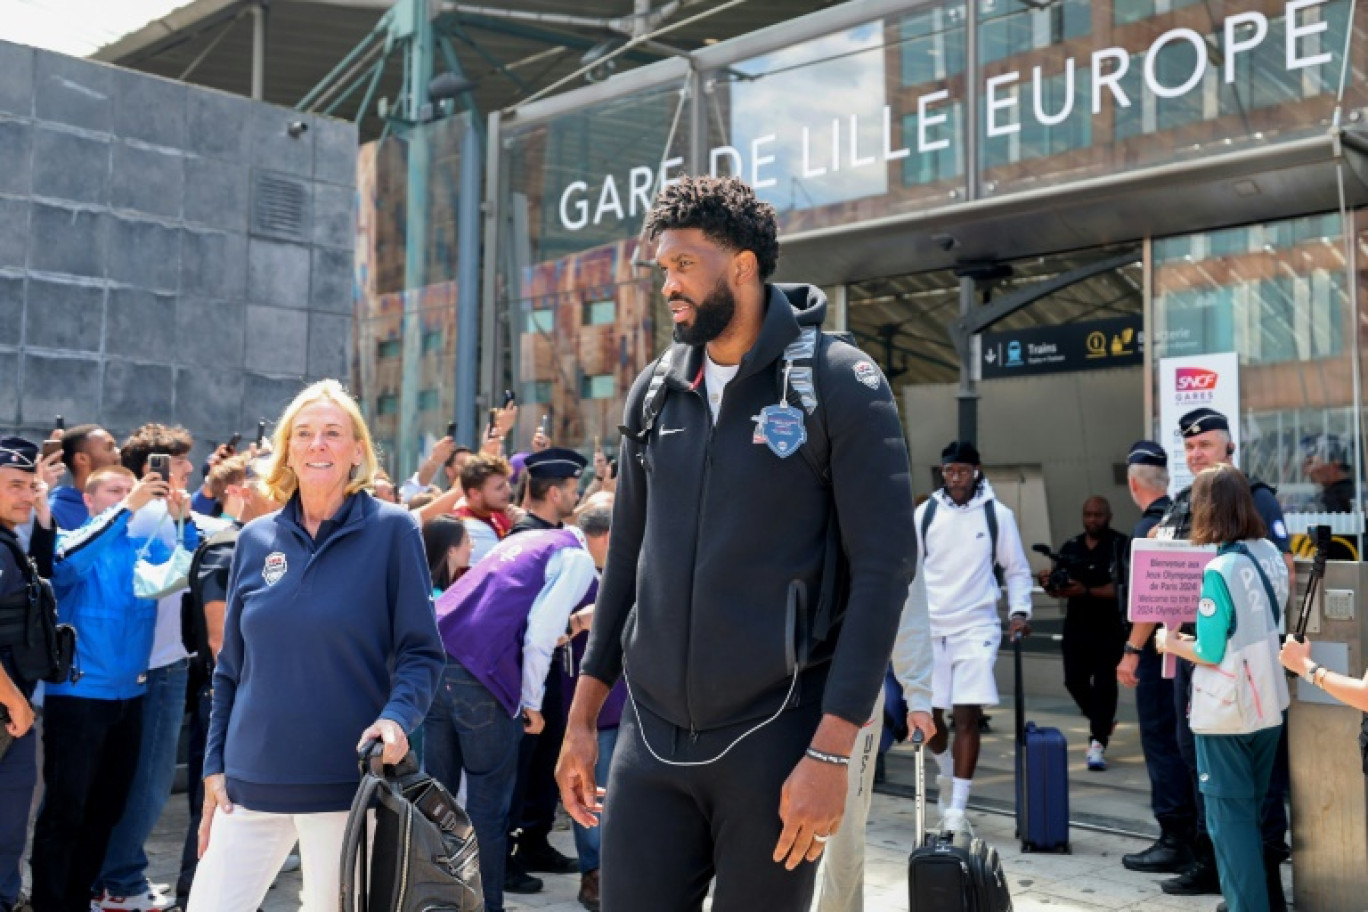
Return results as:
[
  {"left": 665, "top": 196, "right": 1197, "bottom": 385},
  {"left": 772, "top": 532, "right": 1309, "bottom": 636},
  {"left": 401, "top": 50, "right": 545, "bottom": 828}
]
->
[{"left": 660, "top": 428, "right": 686, "bottom": 436}]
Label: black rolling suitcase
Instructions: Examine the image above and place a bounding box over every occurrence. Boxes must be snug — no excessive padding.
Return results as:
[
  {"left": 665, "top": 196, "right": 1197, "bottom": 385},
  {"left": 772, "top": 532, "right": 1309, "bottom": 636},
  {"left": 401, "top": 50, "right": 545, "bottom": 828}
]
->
[
  {"left": 907, "top": 733, "right": 1013, "bottom": 912},
  {"left": 340, "top": 742, "right": 484, "bottom": 912}
]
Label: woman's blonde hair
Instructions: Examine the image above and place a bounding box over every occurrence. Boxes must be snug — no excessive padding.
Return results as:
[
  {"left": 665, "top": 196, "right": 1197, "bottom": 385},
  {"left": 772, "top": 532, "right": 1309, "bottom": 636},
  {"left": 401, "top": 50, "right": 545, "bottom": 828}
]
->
[{"left": 263, "top": 379, "right": 379, "bottom": 503}]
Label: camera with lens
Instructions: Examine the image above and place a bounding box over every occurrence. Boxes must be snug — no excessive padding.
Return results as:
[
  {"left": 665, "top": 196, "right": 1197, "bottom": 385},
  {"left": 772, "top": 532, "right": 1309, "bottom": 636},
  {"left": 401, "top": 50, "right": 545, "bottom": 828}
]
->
[{"left": 1032, "top": 544, "right": 1082, "bottom": 594}]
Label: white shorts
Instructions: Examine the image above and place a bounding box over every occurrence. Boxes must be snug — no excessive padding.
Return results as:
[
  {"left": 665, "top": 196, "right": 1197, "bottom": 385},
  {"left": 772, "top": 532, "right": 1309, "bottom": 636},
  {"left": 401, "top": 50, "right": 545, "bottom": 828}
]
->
[{"left": 931, "top": 624, "right": 1002, "bottom": 710}]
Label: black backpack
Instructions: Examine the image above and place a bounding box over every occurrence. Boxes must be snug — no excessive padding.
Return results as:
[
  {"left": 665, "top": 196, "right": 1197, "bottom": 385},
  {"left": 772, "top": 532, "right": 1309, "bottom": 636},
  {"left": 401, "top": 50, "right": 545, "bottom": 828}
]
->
[
  {"left": 628, "top": 327, "right": 854, "bottom": 657},
  {"left": 0, "top": 533, "right": 77, "bottom": 686},
  {"left": 180, "top": 525, "right": 239, "bottom": 662},
  {"left": 920, "top": 494, "right": 1004, "bottom": 586},
  {"left": 340, "top": 744, "right": 484, "bottom": 912}
]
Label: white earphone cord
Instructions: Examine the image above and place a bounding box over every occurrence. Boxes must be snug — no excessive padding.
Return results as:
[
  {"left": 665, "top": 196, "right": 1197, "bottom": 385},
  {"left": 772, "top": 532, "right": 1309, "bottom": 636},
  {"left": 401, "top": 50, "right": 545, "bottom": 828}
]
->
[{"left": 622, "top": 665, "right": 802, "bottom": 768}]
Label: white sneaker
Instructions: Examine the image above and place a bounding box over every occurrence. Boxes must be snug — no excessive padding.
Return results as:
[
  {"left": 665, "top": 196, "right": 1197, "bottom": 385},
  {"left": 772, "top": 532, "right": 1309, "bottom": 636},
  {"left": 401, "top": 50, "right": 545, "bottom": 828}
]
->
[
  {"left": 939, "top": 807, "right": 973, "bottom": 837},
  {"left": 97, "top": 888, "right": 174, "bottom": 911},
  {"left": 935, "top": 774, "right": 952, "bottom": 817},
  {"left": 1087, "top": 739, "right": 1107, "bottom": 771}
]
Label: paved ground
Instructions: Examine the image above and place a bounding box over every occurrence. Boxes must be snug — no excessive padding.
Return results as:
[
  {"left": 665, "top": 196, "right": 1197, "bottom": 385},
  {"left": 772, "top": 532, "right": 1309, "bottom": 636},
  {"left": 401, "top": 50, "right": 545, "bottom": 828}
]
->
[{"left": 116, "top": 690, "right": 1287, "bottom": 911}]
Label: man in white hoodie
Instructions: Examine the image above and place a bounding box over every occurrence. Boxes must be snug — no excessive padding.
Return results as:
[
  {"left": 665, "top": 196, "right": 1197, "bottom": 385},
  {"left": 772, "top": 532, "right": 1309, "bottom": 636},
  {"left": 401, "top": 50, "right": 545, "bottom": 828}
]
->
[{"left": 909, "top": 441, "right": 1032, "bottom": 836}]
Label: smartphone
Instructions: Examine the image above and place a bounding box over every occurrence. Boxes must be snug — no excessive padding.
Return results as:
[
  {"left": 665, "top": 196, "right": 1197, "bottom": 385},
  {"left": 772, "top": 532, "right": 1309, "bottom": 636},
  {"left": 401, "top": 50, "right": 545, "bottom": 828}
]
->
[
  {"left": 148, "top": 453, "right": 170, "bottom": 489},
  {"left": 53, "top": 414, "right": 64, "bottom": 431},
  {"left": 608, "top": 458, "right": 617, "bottom": 479},
  {"left": 41, "top": 439, "right": 62, "bottom": 460},
  {"left": 487, "top": 408, "right": 500, "bottom": 439},
  {"left": 539, "top": 414, "right": 550, "bottom": 437},
  {"left": 256, "top": 420, "right": 267, "bottom": 447},
  {"left": 446, "top": 420, "right": 457, "bottom": 440},
  {"left": 504, "top": 389, "right": 516, "bottom": 407},
  {"left": 227, "top": 432, "right": 242, "bottom": 450}
]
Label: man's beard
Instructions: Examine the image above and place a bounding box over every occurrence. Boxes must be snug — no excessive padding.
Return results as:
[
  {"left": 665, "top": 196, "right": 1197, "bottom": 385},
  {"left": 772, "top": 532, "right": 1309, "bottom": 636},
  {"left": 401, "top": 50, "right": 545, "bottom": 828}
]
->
[{"left": 672, "top": 277, "right": 736, "bottom": 347}]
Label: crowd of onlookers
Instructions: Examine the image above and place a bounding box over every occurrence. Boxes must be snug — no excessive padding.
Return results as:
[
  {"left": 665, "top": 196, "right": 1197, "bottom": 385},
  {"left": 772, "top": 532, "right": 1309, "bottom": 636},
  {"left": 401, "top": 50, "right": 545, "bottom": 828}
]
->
[{"left": 0, "top": 391, "right": 620, "bottom": 912}]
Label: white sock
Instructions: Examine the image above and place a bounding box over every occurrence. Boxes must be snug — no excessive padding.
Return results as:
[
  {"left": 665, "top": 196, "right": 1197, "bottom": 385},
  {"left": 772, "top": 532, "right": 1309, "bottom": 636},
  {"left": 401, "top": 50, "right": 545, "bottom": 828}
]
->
[
  {"left": 932, "top": 749, "right": 952, "bottom": 779},
  {"left": 950, "top": 777, "right": 973, "bottom": 811}
]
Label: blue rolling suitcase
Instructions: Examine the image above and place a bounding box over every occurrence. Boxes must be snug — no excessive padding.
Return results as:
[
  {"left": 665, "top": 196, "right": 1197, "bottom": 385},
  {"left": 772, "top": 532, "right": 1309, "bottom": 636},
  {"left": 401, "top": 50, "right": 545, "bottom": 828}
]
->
[{"left": 1013, "top": 635, "right": 1069, "bottom": 853}]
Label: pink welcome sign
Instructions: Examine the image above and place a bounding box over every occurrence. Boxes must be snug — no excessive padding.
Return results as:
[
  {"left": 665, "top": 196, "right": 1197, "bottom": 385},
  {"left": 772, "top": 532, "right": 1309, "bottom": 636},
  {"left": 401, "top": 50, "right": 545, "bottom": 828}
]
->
[{"left": 1128, "top": 539, "right": 1216, "bottom": 625}]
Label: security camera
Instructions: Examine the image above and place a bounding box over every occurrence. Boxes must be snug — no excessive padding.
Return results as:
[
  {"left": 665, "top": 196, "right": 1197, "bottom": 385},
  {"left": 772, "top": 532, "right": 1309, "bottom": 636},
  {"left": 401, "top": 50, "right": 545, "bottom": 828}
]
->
[{"left": 286, "top": 120, "right": 309, "bottom": 138}]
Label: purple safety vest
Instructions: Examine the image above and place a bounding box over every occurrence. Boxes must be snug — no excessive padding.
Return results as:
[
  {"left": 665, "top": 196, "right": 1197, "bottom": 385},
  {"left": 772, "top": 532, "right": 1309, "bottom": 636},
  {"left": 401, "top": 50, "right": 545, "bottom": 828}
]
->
[{"left": 436, "top": 528, "right": 597, "bottom": 717}]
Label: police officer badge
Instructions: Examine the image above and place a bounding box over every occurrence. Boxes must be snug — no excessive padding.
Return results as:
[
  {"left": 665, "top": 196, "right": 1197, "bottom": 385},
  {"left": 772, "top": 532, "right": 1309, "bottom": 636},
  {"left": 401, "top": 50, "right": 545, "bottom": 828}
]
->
[{"left": 263, "top": 552, "right": 288, "bottom": 586}]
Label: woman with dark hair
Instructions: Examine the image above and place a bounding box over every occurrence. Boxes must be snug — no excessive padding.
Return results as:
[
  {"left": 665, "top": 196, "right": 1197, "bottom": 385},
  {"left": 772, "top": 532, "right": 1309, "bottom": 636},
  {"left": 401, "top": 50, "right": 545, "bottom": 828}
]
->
[
  {"left": 423, "top": 515, "right": 472, "bottom": 595},
  {"left": 1156, "top": 463, "right": 1289, "bottom": 912}
]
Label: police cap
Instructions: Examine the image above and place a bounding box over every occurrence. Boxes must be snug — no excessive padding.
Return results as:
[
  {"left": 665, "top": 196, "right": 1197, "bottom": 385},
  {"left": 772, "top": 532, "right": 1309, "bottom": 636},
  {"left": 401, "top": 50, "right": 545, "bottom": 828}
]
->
[
  {"left": 1127, "top": 440, "right": 1167, "bottom": 468},
  {"left": 524, "top": 447, "right": 588, "bottom": 480},
  {"left": 0, "top": 436, "right": 39, "bottom": 473},
  {"left": 1178, "top": 407, "right": 1229, "bottom": 438}
]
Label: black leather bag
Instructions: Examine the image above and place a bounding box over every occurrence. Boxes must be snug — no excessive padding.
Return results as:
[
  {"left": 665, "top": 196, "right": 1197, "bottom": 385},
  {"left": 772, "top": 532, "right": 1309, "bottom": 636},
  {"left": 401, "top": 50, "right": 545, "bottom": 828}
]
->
[
  {"left": 0, "top": 534, "right": 77, "bottom": 686},
  {"left": 340, "top": 743, "right": 484, "bottom": 912}
]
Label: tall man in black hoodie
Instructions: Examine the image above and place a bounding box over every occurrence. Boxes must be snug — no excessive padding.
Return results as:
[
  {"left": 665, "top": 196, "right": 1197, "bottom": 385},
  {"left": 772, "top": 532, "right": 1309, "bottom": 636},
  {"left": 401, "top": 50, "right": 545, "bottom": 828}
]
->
[{"left": 557, "top": 176, "right": 919, "bottom": 911}]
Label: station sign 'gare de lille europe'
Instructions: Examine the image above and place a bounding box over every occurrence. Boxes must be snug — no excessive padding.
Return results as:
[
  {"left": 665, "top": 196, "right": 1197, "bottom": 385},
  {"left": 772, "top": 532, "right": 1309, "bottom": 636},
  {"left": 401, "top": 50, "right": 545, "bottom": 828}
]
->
[{"left": 558, "top": 0, "right": 1341, "bottom": 232}]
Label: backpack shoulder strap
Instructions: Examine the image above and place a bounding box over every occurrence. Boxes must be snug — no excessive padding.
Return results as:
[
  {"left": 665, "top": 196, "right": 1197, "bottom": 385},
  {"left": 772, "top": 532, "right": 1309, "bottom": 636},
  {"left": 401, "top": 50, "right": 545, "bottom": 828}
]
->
[
  {"left": 621, "top": 349, "right": 676, "bottom": 444},
  {"left": 985, "top": 498, "right": 999, "bottom": 558},
  {"left": 920, "top": 498, "right": 938, "bottom": 559},
  {"left": 188, "top": 526, "right": 238, "bottom": 605},
  {"left": 780, "top": 328, "right": 834, "bottom": 486}
]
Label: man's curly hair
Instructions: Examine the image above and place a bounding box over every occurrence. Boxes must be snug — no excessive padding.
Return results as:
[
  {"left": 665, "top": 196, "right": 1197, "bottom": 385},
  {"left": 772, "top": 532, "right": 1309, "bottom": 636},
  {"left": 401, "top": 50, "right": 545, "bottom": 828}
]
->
[{"left": 644, "top": 176, "right": 780, "bottom": 281}]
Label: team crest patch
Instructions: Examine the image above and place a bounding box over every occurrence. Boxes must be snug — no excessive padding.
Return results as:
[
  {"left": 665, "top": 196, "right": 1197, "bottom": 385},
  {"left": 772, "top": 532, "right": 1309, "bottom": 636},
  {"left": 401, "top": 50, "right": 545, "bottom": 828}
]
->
[
  {"left": 853, "top": 360, "right": 881, "bottom": 389},
  {"left": 1198, "top": 597, "right": 1217, "bottom": 617},
  {"left": 263, "top": 552, "right": 288, "bottom": 586}
]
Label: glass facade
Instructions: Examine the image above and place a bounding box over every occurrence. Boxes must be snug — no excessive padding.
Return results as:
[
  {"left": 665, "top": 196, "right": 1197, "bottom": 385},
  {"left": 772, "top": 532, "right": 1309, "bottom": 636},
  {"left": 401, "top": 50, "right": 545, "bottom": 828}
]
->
[
  {"left": 354, "top": 113, "right": 475, "bottom": 473},
  {"left": 979, "top": 0, "right": 1360, "bottom": 195},
  {"left": 352, "top": 0, "right": 1366, "bottom": 508},
  {"left": 1151, "top": 212, "right": 1359, "bottom": 546}
]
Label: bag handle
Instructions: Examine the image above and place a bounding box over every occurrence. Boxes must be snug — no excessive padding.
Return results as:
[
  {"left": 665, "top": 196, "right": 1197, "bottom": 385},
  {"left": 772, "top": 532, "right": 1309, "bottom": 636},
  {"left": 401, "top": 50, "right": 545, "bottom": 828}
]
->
[
  {"left": 135, "top": 510, "right": 170, "bottom": 561},
  {"left": 1220, "top": 542, "right": 1283, "bottom": 626}
]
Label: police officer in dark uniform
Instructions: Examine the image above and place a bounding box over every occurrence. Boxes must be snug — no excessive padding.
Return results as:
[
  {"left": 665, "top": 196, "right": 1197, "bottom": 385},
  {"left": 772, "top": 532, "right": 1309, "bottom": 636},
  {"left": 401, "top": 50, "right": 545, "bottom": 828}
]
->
[
  {"left": 505, "top": 446, "right": 592, "bottom": 890},
  {"left": 0, "top": 437, "right": 57, "bottom": 912},
  {"left": 1117, "top": 441, "right": 1197, "bottom": 875},
  {"left": 509, "top": 448, "right": 588, "bottom": 536},
  {"left": 1153, "top": 409, "right": 1292, "bottom": 909}
]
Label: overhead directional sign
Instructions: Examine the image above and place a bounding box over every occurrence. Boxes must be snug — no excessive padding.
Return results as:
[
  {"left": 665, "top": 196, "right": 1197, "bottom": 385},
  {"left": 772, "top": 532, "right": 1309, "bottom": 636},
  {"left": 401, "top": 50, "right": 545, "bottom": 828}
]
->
[{"left": 981, "top": 316, "right": 1143, "bottom": 379}]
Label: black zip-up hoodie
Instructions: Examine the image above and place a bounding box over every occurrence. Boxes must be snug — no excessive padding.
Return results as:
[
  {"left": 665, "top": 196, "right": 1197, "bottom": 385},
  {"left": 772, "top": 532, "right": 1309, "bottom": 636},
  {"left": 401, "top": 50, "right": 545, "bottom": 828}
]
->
[{"left": 581, "top": 283, "right": 916, "bottom": 735}]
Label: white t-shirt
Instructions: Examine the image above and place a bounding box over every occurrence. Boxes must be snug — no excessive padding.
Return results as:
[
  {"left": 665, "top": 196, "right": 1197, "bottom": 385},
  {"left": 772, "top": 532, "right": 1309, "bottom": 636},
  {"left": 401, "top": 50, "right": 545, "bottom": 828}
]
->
[{"left": 703, "top": 353, "right": 739, "bottom": 423}]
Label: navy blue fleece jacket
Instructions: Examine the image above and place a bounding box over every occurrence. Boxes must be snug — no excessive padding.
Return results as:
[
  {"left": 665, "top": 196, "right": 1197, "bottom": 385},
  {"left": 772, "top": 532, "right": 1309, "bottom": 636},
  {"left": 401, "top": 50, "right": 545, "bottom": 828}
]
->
[{"left": 204, "top": 491, "right": 444, "bottom": 812}]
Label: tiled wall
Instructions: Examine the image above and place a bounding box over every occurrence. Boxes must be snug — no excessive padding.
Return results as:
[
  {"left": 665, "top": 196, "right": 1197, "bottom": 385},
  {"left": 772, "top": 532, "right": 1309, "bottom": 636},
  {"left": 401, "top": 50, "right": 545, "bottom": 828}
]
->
[{"left": 0, "top": 40, "right": 358, "bottom": 458}]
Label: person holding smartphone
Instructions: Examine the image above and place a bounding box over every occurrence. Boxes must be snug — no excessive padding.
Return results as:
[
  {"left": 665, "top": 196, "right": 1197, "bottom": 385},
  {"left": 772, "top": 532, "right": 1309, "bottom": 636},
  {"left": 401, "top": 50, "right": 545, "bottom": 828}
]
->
[{"left": 30, "top": 466, "right": 186, "bottom": 912}]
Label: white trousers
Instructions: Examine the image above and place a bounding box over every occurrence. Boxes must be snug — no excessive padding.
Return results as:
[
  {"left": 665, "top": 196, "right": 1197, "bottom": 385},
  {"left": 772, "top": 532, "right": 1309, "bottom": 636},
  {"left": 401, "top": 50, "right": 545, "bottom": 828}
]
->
[
  {"left": 187, "top": 805, "right": 371, "bottom": 912},
  {"left": 812, "top": 687, "right": 885, "bottom": 912}
]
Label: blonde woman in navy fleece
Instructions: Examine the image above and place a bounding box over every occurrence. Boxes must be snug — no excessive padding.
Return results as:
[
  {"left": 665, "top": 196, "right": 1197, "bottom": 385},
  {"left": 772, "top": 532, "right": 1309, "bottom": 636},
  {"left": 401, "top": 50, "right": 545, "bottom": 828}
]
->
[{"left": 189, "top": 380, "right": 445, "bottom": 912}]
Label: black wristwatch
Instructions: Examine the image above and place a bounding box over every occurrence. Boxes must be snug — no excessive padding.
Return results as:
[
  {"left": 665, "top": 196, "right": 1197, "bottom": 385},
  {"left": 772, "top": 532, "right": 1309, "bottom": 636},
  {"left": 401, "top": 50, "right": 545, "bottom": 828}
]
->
[{"left": 1123, "top": 642, "right": 1143, "bottom": 656}]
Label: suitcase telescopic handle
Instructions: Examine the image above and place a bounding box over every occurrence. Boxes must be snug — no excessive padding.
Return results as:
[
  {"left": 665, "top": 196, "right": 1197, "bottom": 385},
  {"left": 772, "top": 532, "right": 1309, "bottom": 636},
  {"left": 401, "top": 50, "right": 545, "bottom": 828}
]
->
[
  {"left": 1014, "top": 634, "right": 1025, "bottom": 747},
  {"left": 911, "top": 729, "right": 925, "bottom": 846}
]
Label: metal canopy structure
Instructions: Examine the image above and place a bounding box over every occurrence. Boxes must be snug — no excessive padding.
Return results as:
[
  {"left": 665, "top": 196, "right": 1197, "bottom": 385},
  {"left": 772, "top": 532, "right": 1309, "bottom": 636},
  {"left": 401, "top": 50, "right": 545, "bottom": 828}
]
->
[{"left": 93, "top": 0, "right": 847, "bottom": 140}]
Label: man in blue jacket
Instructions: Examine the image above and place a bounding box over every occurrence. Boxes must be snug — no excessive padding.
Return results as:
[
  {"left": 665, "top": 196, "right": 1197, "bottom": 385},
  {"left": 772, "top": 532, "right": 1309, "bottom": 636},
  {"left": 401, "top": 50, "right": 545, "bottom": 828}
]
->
[
  {"left": 29, "top": 465, "right": 195, "bottom": 912},
  {"left": 48, "top": 425, "right": 122, "bottom": 531}
]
